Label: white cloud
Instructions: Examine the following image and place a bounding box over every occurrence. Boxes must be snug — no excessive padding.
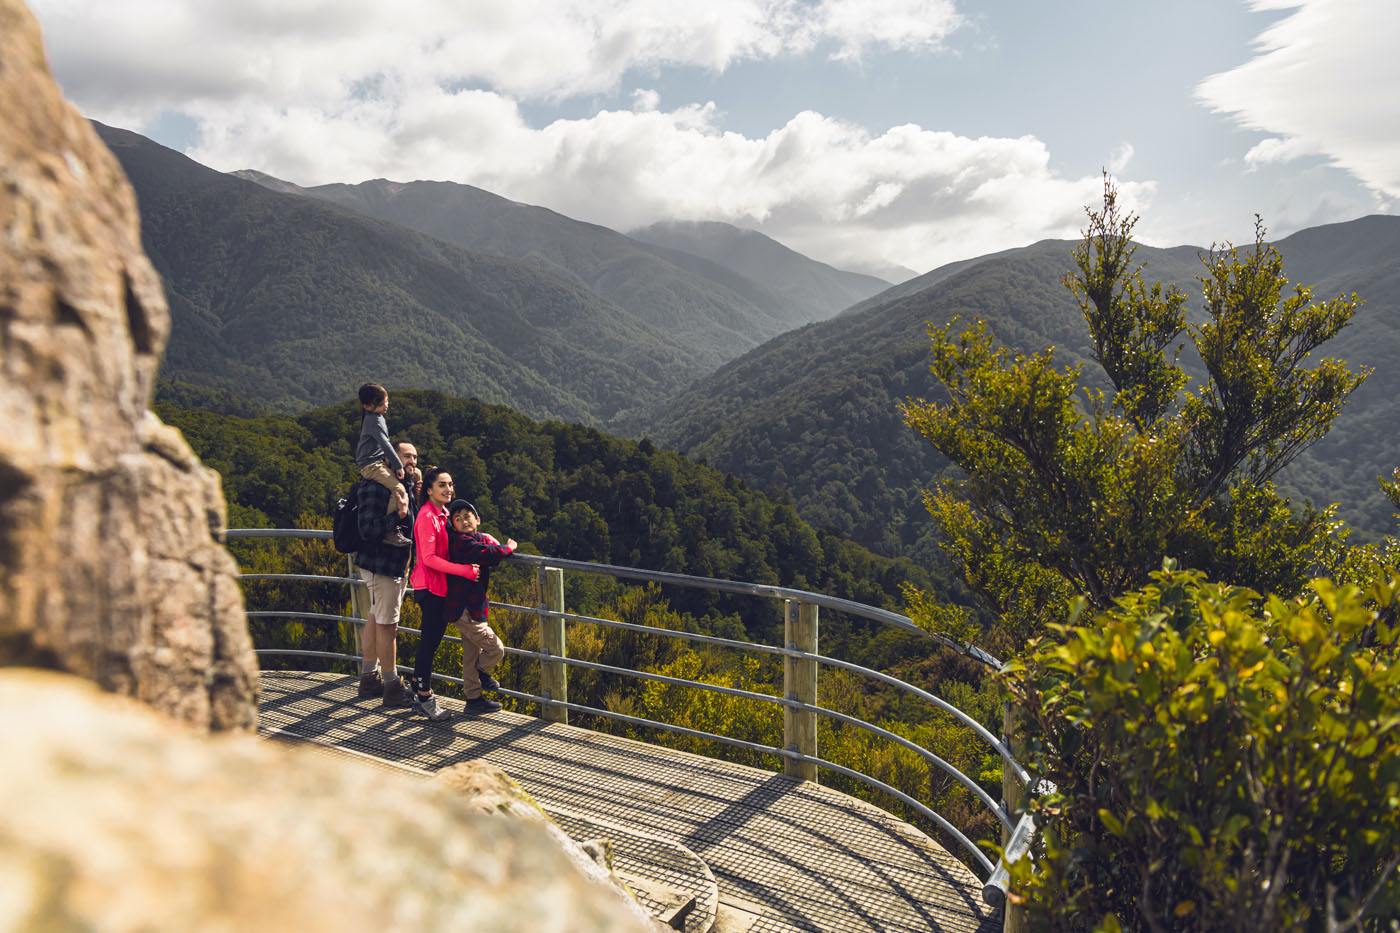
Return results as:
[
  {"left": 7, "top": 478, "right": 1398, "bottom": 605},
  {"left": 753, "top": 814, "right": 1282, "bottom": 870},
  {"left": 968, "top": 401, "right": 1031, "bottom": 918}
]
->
[
  {"left": 1108, "top": 143, "right": 1134, "bottom": 174},
  {"left": 191, "top": 97, "right": 1143, "bottom": 273},
  {"left": 801, "top": 0, "right": 962, "bottom": 62},
  {"left": 1242, "top": 135, "right": 1321, "bottom": 170},
  {"left": 631, "top": 89, "right": 662, "bottom": 113},
  {"left": 1196, "top": 0, "right": 1400, "bottom": 199},
  {"left": 27, "top": 0, "right": 1129, "bottom": 272},
  {"left": 32, "top": 0, "right": 962, "bottom": 107}
]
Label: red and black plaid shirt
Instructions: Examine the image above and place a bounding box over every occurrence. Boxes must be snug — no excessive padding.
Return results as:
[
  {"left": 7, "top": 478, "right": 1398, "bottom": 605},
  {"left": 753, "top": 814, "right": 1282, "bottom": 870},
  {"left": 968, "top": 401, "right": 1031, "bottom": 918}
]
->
[{"left": 444, "top": 531, "right": 513, "bottom": 621}]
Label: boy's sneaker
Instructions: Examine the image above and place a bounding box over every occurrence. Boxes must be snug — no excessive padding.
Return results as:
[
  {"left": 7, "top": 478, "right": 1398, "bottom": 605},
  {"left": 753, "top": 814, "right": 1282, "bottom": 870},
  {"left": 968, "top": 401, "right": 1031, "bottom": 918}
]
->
[
  {"left": 382, "top": 529, "right": 412, "bottom": 548},
  {"left": 464, "top": 695, "right": 502, "bottom": 715},
  {"left": 477, "top": 668, "right": 500, "bottom": 692},
  {"left": 382, "top": 675, "right": 410, "bottom": 707},
  {"left": 411, "top": 692, "right": 452, "bottom": 722},
  {"left": 356, "top": 670, "right": 383, "bottom": 698}
]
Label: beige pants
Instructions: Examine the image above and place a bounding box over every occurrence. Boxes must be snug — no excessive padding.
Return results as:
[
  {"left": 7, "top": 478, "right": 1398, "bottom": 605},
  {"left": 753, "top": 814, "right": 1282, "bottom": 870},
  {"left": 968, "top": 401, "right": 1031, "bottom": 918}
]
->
[
  {"left": 360, "top": 460, "right": 408, "bottom": 515},
  {"left": 452, "top": 613, "right": 505, "bottom": 699}
]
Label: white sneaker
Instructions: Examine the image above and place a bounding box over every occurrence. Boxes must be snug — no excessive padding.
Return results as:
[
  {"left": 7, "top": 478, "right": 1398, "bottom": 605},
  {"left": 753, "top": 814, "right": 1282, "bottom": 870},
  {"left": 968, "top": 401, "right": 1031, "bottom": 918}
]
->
[{"left": 411, "top": 692, "right": 452, "bottom": 722}]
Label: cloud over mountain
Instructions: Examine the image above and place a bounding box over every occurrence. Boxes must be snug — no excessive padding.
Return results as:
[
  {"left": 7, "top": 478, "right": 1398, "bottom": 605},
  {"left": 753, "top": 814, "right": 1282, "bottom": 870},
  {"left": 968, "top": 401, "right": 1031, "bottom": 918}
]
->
[{"left": 1196, "top": 0, "right": 1399, "bottom": 204}]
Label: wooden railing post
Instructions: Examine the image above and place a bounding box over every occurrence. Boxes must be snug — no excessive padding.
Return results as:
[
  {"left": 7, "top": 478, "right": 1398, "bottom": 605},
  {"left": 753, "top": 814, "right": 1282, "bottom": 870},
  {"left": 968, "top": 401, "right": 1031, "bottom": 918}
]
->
[
  {"left": 783, "top": 599, "right": 819, "bottom": 782},
  {"left": 1002, "top": 700, "right": 1030, "bottom": 933},
  {"left": 348, "top": 555, "right": 369, "bottom": 663},
  {"left": 539, "top": 565, "right": 568, "bottom": 724}
]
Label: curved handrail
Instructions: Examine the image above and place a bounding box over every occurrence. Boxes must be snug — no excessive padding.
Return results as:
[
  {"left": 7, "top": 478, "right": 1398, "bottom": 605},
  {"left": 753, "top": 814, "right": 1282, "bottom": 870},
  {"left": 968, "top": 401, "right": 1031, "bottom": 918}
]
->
[
  {"left": 229, "top": 527, "right": 1030, "bottom": 901},
  {"left": 490, "top": 597, "right": 1027, "bottom": 783},
  {"left": 501, "top": 550, "right": 1005, "bottom": 670}
]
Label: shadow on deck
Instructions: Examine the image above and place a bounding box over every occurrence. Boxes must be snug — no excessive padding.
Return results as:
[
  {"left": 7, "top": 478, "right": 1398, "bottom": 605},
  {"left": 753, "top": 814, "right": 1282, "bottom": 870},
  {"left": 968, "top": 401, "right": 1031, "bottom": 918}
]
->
[{"left": 259, "top": 671, "right": 1001, "bottom": 933}]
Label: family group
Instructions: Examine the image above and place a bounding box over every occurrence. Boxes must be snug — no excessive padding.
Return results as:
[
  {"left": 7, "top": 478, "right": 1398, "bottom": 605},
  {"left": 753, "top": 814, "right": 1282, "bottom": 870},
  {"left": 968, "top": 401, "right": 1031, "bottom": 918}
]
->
[{"left": 352, "top": 381, "right": 518, "bottom": 722}]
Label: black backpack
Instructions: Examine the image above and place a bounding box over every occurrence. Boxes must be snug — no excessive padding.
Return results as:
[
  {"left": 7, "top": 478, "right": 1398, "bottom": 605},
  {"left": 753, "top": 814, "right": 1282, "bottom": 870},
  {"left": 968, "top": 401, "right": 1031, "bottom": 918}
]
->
[{"left": 332, "top": 481, "right": 363, "bottom": 554}]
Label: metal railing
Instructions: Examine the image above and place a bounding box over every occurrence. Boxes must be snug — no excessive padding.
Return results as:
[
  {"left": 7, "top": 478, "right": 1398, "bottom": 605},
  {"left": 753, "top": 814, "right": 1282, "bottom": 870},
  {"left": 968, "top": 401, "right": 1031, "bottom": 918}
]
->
[{"left": 229, "top": 527, "right": 1034, "bottom": 907}]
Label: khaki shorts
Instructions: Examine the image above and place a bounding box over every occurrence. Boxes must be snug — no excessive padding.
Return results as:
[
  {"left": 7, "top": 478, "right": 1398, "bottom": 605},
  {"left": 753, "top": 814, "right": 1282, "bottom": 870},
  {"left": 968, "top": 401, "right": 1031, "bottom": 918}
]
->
[{"left": 358, "top": 567, "right": 408, "bottom": 626}]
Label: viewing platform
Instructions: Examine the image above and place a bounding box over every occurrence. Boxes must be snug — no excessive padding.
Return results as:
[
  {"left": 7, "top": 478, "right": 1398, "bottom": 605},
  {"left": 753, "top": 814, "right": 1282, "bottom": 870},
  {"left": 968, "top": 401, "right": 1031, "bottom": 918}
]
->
[{"left": 261, "top": 670, "right": 1002, "bottom": 933}]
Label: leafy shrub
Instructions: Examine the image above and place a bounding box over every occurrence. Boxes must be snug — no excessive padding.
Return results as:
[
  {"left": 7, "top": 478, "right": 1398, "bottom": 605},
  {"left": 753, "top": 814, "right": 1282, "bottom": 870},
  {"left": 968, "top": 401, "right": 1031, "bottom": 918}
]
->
[{"left": 1004, "top": 564, "right": 1400, "bottom": 931}]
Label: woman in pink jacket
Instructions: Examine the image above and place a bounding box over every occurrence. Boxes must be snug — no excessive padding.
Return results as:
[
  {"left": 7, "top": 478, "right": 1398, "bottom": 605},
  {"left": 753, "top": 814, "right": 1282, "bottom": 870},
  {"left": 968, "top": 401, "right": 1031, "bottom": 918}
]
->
[{"left": 408, "top": 466, "right": 477, "bottom": 721}]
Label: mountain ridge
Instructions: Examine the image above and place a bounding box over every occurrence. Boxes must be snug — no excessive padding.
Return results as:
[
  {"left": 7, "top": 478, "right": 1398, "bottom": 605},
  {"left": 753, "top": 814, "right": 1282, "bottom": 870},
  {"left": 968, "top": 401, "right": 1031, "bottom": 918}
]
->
[
  {"left": 627, "top": 219, "right": 891, "bottom": 323},
  {"left": 235, "top": 172, "right": 887, "bottom": 366},
  {"left": 98, "top": 122, "right": 712, "bottom": 423},
  {"left": 636, "top": 219, "right": 1400, "bottom": 556}
]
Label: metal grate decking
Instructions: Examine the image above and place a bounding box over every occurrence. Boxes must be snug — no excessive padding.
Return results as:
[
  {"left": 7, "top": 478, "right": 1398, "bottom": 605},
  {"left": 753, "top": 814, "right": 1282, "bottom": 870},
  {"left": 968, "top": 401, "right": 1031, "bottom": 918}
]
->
[{"left": 259, "top": 671, "right": 1001, "bottom": 933}]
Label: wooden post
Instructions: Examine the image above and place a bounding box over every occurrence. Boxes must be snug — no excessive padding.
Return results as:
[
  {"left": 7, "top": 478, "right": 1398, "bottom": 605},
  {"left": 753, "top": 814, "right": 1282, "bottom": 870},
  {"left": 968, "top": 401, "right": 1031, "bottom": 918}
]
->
[
  {"left": 348, "top": 556, "right": 370, "bottom": 665},
  {"left": 539, "top": 565, "right": 568, "bottom": 724},
  {"left": 1002, "top": 700, "right": 1030, "bottom": 933},
  {"left": 783, "top": 599, "right": 819, "bottom": 783}
]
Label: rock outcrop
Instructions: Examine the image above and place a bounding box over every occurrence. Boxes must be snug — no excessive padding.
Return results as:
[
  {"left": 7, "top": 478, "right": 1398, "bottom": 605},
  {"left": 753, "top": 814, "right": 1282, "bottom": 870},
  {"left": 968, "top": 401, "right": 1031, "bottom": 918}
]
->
[
  {"left": 0, "top": 3, "right": 672, "bottom": 928},
  {"left": 1, "top": 670, "right": 663, "bottom": 932},
  {"left": 0, "top": 0, "right": 257, "bottom": 729}
]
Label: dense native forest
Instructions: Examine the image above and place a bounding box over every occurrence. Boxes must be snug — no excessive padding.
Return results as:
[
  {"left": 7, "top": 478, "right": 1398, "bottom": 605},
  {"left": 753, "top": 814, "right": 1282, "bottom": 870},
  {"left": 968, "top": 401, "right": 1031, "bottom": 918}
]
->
[{"left": 161, "top": 385, "right": 1010, "bottom": 863}]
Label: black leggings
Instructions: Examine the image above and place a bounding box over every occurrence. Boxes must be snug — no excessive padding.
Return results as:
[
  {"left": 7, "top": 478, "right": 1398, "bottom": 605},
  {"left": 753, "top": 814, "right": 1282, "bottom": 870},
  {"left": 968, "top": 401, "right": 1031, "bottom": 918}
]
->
[{"left": 412, "top": 589, "right": 448, "bottom": 694}]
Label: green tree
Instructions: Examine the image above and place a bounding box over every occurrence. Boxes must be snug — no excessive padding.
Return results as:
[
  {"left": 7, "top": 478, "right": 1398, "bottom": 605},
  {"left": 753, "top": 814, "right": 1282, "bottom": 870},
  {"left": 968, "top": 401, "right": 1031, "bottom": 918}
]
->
[
  {"left": 901, "top": 178, "right": 1367, "bottom": 650},
  {"left": 1003, "top": 565, "right": 1400, "bottom": 931}
]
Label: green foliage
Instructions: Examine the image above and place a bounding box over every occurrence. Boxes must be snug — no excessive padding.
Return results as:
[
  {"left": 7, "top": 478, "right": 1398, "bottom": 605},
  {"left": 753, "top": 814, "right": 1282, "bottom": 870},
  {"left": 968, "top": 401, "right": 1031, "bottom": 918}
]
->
[
  {"left": 637, "top": 650, "right": 785, "bottom": 769},
  {"left": 820, "top": 660, "right": 1004, "bottom": 850},
  {"left": 1185, "top": 217, "right": 1367, "bottom": 496},
  {"left": 900, "top": 580, "right": 980, "bottom": 644},
  {"left": 1003, "top": 565, "right": 1400, "bottom": 931},
  {"left": 902, "top": 178, "right": 1367, "bottom": 646},
  {"left": 156, "top": 378, "right": 277, "bottom": 418},
  {"left": 230, "top": 515, "right": 366, "bottom": 673}
]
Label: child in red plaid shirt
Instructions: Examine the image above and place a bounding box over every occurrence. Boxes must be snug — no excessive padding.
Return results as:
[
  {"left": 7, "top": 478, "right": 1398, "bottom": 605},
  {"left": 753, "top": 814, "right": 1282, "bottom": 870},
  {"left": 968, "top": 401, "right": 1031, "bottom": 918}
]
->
[{"left": 444, "top": 499, "right": 516, "bottom": 714}]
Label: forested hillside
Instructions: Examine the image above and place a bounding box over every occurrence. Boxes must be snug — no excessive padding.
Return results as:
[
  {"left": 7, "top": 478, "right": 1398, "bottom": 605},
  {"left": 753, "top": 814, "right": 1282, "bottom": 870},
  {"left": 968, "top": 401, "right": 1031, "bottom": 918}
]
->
[
  {"left": 237, "top": 173, "right": 845, "bottom": 370},
  {"left": 1265, "top": 215, "right": 1400, "bottom": 534},
  {"left": 633, "top": 239, "right": 1204, "bottom": 562},
  {"left": 97, "top": 123, "right": 708, "bottom": 424},
  {"left": 638, "top": 218, "right": 1400, "bottom": 558}
]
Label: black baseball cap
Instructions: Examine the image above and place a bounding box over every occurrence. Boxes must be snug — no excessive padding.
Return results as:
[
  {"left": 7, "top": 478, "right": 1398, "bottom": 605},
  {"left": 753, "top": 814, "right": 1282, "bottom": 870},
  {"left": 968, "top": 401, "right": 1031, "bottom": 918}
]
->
[{"left": 446, "top": 499, "right": 479, "bottom": 518}]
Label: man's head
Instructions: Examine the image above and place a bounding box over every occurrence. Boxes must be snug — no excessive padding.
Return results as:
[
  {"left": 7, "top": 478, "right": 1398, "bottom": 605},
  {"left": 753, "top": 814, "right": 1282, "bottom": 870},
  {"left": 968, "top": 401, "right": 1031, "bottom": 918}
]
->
[
  {"left": 394, "top": 440, "right": 418, "bottom": 473},
  {"left": 358, "top": 382, "right": 388, "bottom": 412},
  {"left": 448, "top": 499, "right": 480, "bottom": 534}
]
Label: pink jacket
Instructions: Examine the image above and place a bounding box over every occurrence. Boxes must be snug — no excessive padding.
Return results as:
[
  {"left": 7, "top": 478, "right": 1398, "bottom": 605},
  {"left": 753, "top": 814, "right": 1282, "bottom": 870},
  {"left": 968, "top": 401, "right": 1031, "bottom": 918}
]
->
[{"left": 409, "top": 501, "right": 477, "bottom": 596}]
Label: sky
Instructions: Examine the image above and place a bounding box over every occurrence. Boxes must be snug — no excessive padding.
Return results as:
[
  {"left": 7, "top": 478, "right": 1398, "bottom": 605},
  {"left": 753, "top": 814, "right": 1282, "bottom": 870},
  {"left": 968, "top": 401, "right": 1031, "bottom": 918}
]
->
[{"left": 26, "top": 0, "right": 1400, "bottom": 282}]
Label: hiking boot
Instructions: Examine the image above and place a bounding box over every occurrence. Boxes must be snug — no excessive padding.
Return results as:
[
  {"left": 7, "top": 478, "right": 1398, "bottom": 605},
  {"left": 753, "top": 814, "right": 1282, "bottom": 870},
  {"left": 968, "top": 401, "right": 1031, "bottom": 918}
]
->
[
  {"left": 356, "top": 670, "right": 383, "bottom": 698},
  {"left": 411, "top": 692, "right": 452, "bottom": 722},
  {"left": 382, "top": 528, "right": 412, "bottom": 548},
  {"left": 382, "top": 675, "right": 410, "bottom": 707},
  {"left": 464, "top": 695, "right": 502, "bottom": 715},
  {"left": 477, "top": 667, "right": 500, "bottom": 693}
]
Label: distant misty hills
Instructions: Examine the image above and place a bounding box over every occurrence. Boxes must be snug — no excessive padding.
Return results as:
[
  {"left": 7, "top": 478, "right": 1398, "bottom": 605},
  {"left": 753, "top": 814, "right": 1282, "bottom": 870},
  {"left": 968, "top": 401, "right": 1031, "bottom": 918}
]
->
[
  {"left": 95, "top": 120, "right": 1399, "bottom": 553},
  {"left": 626, "top": 220, "right": 893, "bottom": 319},
  {"left": 95, "top": 120, "right": 888, "bottom": 424}
]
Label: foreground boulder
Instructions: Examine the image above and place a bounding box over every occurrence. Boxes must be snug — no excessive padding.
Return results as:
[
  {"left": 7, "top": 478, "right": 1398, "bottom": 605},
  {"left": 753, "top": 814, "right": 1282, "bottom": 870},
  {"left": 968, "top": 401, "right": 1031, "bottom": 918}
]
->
[
  {"left": 0, "top": 0, "right": 257, "bottom": 729},
  {"left": 1, "top": 670, "right": 663, "bottom": 932}
]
